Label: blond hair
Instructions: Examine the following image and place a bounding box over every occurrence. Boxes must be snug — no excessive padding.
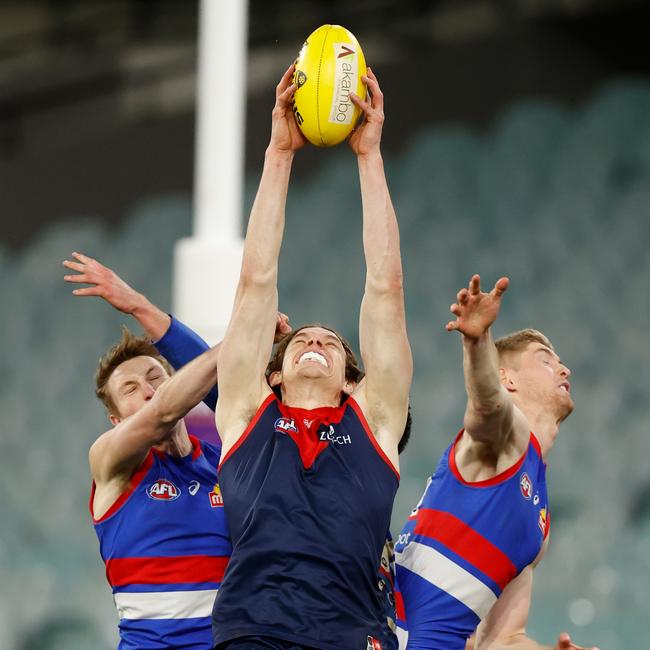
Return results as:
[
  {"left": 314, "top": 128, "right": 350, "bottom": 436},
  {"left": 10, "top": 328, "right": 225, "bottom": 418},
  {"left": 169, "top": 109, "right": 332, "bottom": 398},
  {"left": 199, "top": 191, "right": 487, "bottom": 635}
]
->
[{"left": 495, "top": 328, "right": 553, "bottom": 365}]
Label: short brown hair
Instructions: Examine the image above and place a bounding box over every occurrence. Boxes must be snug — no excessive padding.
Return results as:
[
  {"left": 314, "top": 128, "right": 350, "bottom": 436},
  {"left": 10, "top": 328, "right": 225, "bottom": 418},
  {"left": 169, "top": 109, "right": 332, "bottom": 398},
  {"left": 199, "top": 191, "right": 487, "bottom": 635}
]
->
[
  {"left": 95, "top": 327, "right": 173, "bottom": 415},
  {"left": 266, "top": 323, "right": 364, "bottom": 400},
  {"left": 495, "top": 328, "right": 553, "bottom": 364}
]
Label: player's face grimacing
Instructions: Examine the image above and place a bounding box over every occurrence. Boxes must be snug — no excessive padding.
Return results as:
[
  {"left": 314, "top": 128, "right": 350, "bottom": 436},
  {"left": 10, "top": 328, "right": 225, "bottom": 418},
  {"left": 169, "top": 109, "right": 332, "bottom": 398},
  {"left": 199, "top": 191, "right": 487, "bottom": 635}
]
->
[
  {"left": 280, "top": 326, "right": 350, "bottom": 387},
  {"left": 508, "top": 342, "right": 574, "bottom": 420},
  {"left": 107, "top": 356, "right": 170, "bottom": 422}
]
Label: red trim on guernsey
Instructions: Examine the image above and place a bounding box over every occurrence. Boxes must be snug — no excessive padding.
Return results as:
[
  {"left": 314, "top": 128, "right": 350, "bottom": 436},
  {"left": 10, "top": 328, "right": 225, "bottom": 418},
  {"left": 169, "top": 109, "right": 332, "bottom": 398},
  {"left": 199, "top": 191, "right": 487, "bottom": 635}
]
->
[
  {"left": 276, "top": 400, "right": 346, "bottom": 469},
  {"left": 415, "top": 508, "right": 517, "bottom": 591},
  {"left": 106, "top": 554, "right": 229, "bottom": 587},
  {"left": 188, "top": 434, "right": 202, "bottom": 461},
  {"left": 218, "top": 392, "right": 276, "bottom": 470},
  {"left": 449, "top": 430, "right": 533, "bottom": 487},
  {"left": 90, "top": 452, "right": 155, "bottom": 523},
  {"left": 544, "top": 511, "right": 551, "bottom": 540},
  {"left": 347, "top": 396, "right": 400, "bottom": 480},
  {"left": 394, "top": 590, "right": 406, "bottom": 622},
  {"left": 530, "top": 432, "right": 542, "bottom": 459}
]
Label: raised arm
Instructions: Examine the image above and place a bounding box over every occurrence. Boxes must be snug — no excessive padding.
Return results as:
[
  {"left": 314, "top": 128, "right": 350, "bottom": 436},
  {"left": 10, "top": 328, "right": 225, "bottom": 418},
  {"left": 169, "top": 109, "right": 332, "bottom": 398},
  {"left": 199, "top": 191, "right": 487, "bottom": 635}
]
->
[
  {"left": 215, "top": 65, "right": 305, "bottom": 447},
  {"left": 446, "top": 274, "right": 528, "bottom": 452},
  {"left": 64, "top": 251, "right": 171, "bottom": 339},
  {"left": 90, "top": 345, "right": 221, "bottom": 485},
  {"left": 350, "top": 69, "right": 413, "bottom": 462},
  {"left": 64, "top": 253, "right": 292, "bottom": 413}
]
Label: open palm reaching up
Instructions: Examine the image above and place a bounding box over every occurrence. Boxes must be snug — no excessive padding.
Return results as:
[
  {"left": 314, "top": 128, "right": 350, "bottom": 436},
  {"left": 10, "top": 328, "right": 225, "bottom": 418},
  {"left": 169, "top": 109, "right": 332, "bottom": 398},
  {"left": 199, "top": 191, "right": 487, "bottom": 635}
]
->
[{"left": 445, "top": 274, "right": 509, "bottom": 341}]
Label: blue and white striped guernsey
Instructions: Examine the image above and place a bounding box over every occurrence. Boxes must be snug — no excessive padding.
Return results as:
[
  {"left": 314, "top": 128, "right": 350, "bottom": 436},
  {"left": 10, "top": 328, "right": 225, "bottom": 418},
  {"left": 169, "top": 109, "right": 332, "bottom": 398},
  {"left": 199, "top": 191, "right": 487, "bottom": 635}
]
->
[
  {"left": 91, "top": 436, "right": 231, "bottom": 649},
  {"left": 395, "top": 432, "right": 549, "bottom": 650}
]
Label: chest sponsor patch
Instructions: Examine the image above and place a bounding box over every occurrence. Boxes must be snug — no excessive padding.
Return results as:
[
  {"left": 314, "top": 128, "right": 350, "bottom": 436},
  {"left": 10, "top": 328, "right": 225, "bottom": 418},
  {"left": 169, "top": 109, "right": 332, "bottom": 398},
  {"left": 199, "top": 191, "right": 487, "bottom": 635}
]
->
[
  {"left": 318, "top": 424, "right": 351, "bottom": 445},
  {"left": 147, "top": 478, "right": 180, "bottom": 501},
  {"left": 520, "top": 472, "right": 533, "bottom": 500},
  {"left": 209, "top": 483, "right": 224, "bottom": 507}
]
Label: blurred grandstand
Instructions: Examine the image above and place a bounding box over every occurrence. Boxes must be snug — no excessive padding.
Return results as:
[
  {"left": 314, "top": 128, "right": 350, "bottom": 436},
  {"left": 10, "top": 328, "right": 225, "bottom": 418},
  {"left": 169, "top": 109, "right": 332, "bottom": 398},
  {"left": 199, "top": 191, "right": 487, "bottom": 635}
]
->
[{"left": 0, "top": 1, "right": 648, "bottom": 648}]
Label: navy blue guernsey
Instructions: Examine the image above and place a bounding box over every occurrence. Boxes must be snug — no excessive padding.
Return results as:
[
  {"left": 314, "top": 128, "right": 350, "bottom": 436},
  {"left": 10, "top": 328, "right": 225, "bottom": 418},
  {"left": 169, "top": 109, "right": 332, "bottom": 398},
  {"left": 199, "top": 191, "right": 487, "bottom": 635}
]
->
[{"left": 213, "top": 393, "right": 400, "bottom": 650}]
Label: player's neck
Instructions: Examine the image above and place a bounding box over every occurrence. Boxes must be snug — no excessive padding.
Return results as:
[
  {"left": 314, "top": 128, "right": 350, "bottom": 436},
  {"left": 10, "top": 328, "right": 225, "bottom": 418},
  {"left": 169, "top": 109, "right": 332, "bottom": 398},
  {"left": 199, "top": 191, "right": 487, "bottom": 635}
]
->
[
  {"left": 281, "top": 381, "right": 342, "bottom": 410},
  {"left": 154, "top": 421, "right": 193, "bottom": 457},
  {"left": 518, "top": 403, "right": 560, "bottom": 460}
]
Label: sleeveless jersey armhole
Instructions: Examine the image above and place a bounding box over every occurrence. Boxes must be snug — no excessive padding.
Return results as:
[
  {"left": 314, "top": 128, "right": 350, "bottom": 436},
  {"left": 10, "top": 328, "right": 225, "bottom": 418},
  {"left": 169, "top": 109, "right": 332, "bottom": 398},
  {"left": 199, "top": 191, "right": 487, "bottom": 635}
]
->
[
  {"left": 218, "top": 393, "right": 277, "bottom": 471},
  {"left": 346, "top": 395, "right": 400, "bottom": 480},
  {"left": 90, "top": 451, "right": 155, "bottom": 523},
  {"left": 449, "top": 430, "right": 534, "bottom": 487}
]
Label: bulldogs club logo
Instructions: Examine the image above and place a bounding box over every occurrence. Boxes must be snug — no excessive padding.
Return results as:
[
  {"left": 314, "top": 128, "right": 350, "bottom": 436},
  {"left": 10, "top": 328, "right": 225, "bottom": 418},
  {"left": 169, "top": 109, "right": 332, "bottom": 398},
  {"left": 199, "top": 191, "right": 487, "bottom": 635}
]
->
[
  {"left": 367, "top": 636, "right": 382, "bottom": 650},
  {"left": 538, "top": 507, "right": 548, "bottom": 534},
  {"left": 274, "top": 417, "right": 298, "bottom": 435},
  {"left": 519, "top": 472, "right": 533, "bottom": 500},
  {"left": 147, "top": 478, "right": 180, "bottom": 501},
  {"left": 209, "top": 483, "right": 224, "bottom": 508}
]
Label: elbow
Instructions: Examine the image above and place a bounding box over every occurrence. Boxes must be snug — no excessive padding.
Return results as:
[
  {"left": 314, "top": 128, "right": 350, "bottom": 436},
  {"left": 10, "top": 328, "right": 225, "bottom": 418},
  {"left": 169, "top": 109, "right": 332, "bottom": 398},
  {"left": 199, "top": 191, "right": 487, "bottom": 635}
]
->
[
  {"left": 366, "top": 271, "right": 404, "bottom": 296},
  {"left": 239, "top": 263, "right": 276, "bottom": 289},
  {"left": 148, "top": 390, "right": 182, "bottom": 430},
  {"left": 464, "top": 397, "right": 507, "bottom": 437}
]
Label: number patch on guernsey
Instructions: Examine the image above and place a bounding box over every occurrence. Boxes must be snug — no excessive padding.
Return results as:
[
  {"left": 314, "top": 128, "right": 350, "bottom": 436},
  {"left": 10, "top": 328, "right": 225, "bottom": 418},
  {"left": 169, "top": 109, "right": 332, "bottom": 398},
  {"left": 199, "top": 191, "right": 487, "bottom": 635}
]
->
[{"left": 147, "top": 478, "right": 180, "bottom": 501}]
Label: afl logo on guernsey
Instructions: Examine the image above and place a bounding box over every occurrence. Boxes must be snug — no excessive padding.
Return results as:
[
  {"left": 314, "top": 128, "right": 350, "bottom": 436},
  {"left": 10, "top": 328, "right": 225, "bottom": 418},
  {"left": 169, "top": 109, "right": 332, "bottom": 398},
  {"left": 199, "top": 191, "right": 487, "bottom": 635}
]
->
[
  {"left": 519, "top": 472, "right": 533, "bottom": 500},
  {"left": 147, "top": 478, "right": 180, "bottom": 501},
  {"left": 274, "top": 417, "right": 298, "bottom": 434}
]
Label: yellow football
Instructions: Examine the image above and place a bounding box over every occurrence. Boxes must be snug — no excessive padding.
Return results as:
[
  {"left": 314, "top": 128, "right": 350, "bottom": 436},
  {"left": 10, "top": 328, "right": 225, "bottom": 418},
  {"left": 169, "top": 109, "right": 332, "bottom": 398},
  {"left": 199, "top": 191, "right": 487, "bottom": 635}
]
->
[{"left": 292, "top": 25, "right": 367, "bottom": 147}]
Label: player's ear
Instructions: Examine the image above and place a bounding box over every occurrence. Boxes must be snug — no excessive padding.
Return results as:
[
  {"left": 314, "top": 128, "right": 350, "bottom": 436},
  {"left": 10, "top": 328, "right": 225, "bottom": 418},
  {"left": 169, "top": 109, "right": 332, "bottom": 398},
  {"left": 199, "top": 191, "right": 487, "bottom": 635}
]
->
[
  {"left": 341, "top": 380, "right": 356, "bottom": 396},
  {"left": 499, "top": 367, "right": 516, "bottom": 392},
  {"left": 268, "top": 370, "right": 282, "bottom": 387},
  {"left": 109, "top": 413, "right": 121, "bottom": 427}
]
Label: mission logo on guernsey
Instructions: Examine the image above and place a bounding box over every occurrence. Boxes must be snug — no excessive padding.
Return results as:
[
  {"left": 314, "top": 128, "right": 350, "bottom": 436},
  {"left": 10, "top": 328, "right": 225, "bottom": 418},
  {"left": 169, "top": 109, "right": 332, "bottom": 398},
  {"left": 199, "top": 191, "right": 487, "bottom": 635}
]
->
[
  {"left": 394, "top": 432, "right": 550, "bottom": 650},
  {"left": 91, "top": 436, "right": 231, "bottom": 650}
]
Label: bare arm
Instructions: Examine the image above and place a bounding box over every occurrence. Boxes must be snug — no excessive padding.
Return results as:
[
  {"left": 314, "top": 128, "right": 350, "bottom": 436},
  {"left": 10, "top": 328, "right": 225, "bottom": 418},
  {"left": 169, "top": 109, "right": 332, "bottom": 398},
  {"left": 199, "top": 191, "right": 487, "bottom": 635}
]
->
[
  {"left": 350, "top": 69, "right": 412, "bottom": 463},
  {"left": 215, "top": 65, "right": 305, "bottom": 447},
  {"left": 446, "top": 275, "right": 527, "bottom": 452},
  {"left": 63, "top": 252, "right": 171, "bottom": 339},
  {"left": 90, "top": 345, "right": 221, "bottom": 484},
  {"left": 475, "top": 556, "right": 598, "bottom": 650}
]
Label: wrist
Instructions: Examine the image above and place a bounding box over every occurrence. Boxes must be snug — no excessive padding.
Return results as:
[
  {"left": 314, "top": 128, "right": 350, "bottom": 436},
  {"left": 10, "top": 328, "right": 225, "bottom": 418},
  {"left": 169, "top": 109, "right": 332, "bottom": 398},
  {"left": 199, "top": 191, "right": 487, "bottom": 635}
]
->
[
  {"left": 265, "top": 146, "right": 296, "bottom": 162},
  {"left": 129, "top": 292, "right": 152, "bottom": 317},
  {"left": 356, "top": 149, "right": 383, "bottom": 167},
  {"left": 132, "top": 298, "right": 171, "bottom": 340}
]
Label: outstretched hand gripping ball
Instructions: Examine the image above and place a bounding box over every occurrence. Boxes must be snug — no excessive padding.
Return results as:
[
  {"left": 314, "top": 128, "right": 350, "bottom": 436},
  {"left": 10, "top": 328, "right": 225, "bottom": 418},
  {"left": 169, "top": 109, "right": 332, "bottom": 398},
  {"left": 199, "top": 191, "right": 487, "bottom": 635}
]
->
[{"left": 292, "top": 25, "right": 367, "bottom": 147}]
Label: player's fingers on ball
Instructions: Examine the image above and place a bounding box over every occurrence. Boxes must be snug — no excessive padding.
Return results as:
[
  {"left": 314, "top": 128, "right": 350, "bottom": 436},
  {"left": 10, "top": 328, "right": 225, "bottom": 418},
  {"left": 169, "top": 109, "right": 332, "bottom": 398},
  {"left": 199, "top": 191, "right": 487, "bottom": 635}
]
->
[
  {"left": 350, "top": 93, "right": 370, "bottom": 113},
  {"left": 276, "top": 64, "right": 294, "bottom": 94},
  {"left": 365, "top": 76, "right": 384, "bottom": 109},
  {"left": 278, "top": 83, "right": 297, "bottom": 105}
]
